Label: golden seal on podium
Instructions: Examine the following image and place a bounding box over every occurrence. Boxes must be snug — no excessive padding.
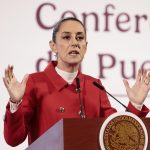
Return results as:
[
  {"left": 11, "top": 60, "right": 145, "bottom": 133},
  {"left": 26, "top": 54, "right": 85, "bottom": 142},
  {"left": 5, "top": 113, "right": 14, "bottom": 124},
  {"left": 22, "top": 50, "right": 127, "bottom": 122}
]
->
[{"left": 99, "top": 112, "right": 148, "bottom": 150}]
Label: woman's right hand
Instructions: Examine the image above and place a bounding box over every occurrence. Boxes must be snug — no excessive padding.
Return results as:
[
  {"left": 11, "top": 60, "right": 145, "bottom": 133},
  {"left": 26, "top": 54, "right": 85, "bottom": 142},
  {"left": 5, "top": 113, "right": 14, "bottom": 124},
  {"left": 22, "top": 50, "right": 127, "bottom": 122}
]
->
[{"left": 3, "top": 65, "right": 29, "bottom": 103}]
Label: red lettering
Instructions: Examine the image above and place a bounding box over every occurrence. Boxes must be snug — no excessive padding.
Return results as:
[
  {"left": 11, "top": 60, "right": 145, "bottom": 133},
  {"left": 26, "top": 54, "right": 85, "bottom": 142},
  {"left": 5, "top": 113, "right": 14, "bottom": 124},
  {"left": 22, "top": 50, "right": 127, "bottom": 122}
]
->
[
  {"left": 120, "top": 61, "right": 136, "bottom": 79},
  {"left": 36, "top": 51, "right": 52, "bottom": 71},
  {"left": 116, "top": 13, "right": 130, "bottom": 32},
  {"left": 98, "top": 53, "right": 116, "bottom": 78},
  {"left": 36, "top": 3, "right": 56, "bottom": 30}
]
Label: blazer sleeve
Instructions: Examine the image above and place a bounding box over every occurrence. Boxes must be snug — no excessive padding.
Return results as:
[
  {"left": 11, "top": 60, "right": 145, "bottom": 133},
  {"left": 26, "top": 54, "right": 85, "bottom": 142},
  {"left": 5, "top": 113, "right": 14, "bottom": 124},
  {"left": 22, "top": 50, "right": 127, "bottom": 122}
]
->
[
  {"left": 4, "top": 75, "right": 36, "bottom": 147},
  {"left": 127, "top": 102, "right": 149, "bottom": 117}
]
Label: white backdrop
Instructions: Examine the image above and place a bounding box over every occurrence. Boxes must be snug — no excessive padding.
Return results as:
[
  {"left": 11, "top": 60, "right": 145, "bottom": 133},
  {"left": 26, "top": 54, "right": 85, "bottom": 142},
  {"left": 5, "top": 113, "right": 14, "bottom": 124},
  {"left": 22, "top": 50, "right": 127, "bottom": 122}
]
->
[{"left": 1, "top": 0, "right": 150, "bottom": 149}]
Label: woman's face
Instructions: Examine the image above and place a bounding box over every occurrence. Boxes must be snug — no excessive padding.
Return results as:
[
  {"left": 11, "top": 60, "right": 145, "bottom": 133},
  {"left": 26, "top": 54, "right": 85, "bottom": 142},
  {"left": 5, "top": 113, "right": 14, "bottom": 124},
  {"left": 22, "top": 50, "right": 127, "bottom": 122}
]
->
[{"left": 50, "top": 20, "right": 87, "bottom": 69}]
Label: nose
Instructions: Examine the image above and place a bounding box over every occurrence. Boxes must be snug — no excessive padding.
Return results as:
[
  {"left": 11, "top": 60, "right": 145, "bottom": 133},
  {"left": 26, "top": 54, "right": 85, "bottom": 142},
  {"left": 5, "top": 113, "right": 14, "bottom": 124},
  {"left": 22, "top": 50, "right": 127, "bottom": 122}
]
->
[{"left": 70, "top": 36, "right": 78, "bottom": 47}]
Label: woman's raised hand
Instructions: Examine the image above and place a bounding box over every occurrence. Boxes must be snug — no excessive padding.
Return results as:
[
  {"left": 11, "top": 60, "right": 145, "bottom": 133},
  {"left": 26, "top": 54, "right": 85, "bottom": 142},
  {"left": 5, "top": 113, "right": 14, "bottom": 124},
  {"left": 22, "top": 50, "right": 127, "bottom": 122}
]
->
[
  {"left": 3, "top": 65, "right": 29, "bottom": 103},
  {"left": 123, "top": 69, "right": 150, "bottom": 105}
]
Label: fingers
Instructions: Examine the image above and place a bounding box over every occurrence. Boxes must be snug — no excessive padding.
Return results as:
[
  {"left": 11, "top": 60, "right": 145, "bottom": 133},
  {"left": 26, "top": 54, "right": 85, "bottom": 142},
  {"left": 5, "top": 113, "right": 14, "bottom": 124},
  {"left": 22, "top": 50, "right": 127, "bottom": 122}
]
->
[
  {"left": 8, "top": 65, "right": 13, "bottom": 79},
  {"left": 141, "top": 69, "right": 150, "bottom": 86},
  {"left": 10, "top": 65, "right": 13, "bottom": 78},
  {"left": 142, "top": 69, "right": 147, "bottom": 79},
  {"left": 4, "top": 65, "right": 14, "bottom": 85},
  {"left": 3, "top": 77, "right": 9, "bottom": 88},
  {"left": 4, "top": 70, "right": 9, "bottom": 85},
  {"left": 123, "top": 79, "right": 130, "bottom": 91},
  {"left": 136, "top": 68, "right": 142, "bottom": 82}
]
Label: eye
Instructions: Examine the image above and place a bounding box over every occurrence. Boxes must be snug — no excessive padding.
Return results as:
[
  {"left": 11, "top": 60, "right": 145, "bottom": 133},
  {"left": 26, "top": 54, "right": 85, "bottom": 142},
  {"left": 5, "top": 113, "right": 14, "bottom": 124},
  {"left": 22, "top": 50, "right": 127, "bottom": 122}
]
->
[
  {"left": 62, "top": 35, "right": 70, "bottom": 40},
  {"left": 76, "top": 36, "right": 84, "bottom": 41}
]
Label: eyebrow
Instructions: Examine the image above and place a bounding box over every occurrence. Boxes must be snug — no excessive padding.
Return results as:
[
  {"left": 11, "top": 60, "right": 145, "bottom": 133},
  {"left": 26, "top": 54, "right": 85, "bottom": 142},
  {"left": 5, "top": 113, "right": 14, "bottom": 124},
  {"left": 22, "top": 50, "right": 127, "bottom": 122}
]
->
[{"left": 62, "top": 32, "right": 84, "bottom": 35}]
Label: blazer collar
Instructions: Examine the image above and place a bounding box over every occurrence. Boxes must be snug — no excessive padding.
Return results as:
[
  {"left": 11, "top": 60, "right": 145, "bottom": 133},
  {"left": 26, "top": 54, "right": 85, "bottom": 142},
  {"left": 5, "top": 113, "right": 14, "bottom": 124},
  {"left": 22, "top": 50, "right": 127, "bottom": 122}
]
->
[{"left": 44, "top": 61, "right": 84, "bottom": 91}]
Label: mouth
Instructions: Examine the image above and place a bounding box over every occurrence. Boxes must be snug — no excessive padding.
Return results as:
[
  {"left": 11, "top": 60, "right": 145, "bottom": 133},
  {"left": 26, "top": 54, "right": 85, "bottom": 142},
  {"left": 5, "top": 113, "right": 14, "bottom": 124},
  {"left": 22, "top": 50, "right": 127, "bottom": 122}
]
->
[{"left": 68, "top": 50, "right": 80, "bottom": 56}]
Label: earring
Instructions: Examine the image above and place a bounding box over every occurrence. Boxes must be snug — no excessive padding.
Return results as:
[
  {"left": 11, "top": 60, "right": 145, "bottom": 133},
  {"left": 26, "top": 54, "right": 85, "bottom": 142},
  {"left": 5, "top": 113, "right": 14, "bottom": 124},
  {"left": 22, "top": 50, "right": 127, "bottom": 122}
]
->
[{"left": 54, "top": 52, "right": 58, "bottom": 59}]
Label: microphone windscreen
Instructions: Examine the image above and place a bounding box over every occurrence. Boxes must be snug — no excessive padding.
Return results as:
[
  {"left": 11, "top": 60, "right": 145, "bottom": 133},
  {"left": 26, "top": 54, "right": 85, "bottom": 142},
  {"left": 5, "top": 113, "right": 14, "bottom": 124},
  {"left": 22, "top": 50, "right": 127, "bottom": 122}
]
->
[{"left": 93, "top": 81, "right": 105, "bottom": 90}]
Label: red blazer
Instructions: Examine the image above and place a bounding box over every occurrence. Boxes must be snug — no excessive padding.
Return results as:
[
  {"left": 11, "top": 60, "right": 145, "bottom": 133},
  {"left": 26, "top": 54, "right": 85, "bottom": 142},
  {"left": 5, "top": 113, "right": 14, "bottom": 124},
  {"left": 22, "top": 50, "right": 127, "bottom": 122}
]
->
[{"left": 4, "top": 61, "right": 149, "bottom": 146}]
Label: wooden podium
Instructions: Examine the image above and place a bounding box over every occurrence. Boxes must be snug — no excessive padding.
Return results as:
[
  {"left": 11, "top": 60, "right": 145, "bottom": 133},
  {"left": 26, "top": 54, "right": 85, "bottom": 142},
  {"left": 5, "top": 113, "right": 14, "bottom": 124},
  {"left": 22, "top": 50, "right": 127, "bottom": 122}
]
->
[{"left": 26, "top": 118, "right": 150, "bottom": 150}]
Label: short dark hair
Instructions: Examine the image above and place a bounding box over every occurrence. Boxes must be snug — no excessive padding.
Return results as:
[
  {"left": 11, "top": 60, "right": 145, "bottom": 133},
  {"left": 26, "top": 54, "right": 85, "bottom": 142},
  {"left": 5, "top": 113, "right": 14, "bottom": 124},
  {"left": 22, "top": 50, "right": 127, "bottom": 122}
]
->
[{"left": 52, "top": 17, "right": 86, "bottom": 42}]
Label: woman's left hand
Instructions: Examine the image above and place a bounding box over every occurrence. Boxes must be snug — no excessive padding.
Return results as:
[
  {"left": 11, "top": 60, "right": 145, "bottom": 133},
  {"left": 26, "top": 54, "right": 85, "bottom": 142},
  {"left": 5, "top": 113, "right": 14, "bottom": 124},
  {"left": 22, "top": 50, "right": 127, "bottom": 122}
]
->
[{"left": 123, "top": 69, "right": 150, "bottom": 105}]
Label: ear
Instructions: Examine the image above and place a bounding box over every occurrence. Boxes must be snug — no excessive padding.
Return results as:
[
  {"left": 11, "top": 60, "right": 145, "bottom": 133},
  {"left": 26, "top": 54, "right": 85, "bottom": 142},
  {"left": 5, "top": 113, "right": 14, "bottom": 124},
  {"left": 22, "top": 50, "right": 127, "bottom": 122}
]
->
[
  {"left": 49, "top": 41, "right": 57, "bottom": 53},
  {"left": 86, "top": 41, "right": 88, "bottom": 47},
  {"left": 84, "top": 41, "right": 88, "bottom": 52}
]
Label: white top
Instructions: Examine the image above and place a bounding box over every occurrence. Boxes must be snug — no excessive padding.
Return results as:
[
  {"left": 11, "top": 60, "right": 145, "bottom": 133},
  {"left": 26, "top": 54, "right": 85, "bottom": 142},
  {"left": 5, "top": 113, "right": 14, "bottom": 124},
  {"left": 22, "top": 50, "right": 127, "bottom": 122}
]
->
[{"left": 55, "top": 67, "right": 78, "bottom": 84}]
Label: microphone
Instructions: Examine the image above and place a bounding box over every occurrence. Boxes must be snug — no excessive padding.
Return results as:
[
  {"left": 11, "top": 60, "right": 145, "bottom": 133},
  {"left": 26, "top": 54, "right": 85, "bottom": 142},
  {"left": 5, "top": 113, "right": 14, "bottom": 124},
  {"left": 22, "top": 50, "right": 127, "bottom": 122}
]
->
[
  {"left": 76, "top": 78, "right": 86, "bottom": 118},
  {"left": 76, "top": 77, "right": 80, "bottom": 92},
  {"left": 93, "top": 81, "right": 130, "bottom": 112}
]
